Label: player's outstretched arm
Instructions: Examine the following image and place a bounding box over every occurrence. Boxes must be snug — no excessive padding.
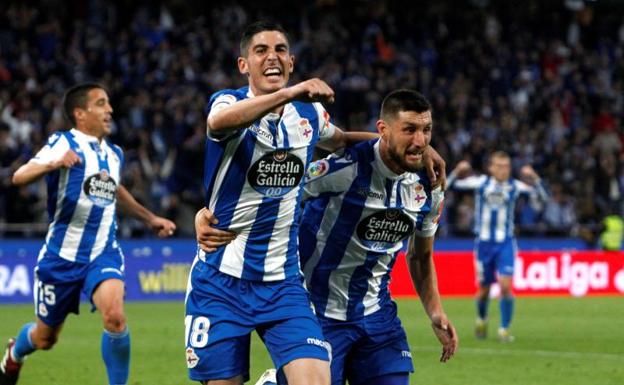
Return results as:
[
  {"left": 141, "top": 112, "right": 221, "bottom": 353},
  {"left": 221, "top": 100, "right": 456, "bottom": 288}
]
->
[
  {"left": 316, "top": 127, "right": 379, "bottom": 152},
  {"left": 116, "top": 185, "right": 176, "bottom": 237},
  {"left": 207, "top": 78, "right": 335, "bottom": 136},
  {"left": 12, "top": 149, "right": 81, "bottom": 186},
  {"left": 407, "top": 235, "right": 458, "bottom": 363},
  {"left": 195, "top": 207, "right": 236, "bottom": 252}
]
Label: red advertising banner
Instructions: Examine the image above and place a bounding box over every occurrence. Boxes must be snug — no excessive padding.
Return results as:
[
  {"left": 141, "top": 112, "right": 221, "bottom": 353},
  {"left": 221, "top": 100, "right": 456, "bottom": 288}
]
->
[{"left": 390, "top": 250, "right": 624, "bottom": 297}]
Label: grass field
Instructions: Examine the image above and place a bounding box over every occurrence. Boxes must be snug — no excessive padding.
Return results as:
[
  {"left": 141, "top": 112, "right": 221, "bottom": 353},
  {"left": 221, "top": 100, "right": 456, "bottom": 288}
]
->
[{"left": 1, "top": 297, "right": 623, "bottom": 385}]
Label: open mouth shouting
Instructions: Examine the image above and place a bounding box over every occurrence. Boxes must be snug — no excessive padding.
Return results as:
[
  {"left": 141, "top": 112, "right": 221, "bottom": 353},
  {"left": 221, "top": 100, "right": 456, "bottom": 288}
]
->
[{"left": 263, "top": 67, "right": 283, "bottom": 79}]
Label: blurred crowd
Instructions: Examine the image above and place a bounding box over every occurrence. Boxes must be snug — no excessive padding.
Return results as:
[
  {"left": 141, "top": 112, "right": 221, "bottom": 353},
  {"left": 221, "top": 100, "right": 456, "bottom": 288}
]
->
[{"left": 0, "top": 0, "right": 623, "bottom": 243}]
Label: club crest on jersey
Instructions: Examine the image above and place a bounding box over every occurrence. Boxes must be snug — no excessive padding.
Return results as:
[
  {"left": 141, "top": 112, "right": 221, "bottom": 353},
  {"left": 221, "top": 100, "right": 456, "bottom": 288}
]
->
[
  {"left": 185, "top": 348, "right": 199, "bottom": 368},
  {"left": 414, "top": 183, "right": 427, "bottom": 209},
  {"left": 307, "top": 160, "right": 329, "bottom": 179},
  {"left": 299, "top": 118, "right": 313, "bottom": 140},
  {"left": 84, "top": 169, "right": 117, "bottom": 207},
  {"left": 356, "top": 209, "right": 414, "bottom": 251},
  {"left": 247, "top": 150, "right": 304, "bottom": 198}
]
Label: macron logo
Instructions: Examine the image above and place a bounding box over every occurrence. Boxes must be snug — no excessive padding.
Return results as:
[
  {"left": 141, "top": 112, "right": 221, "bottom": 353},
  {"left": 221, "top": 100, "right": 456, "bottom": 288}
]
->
[
  {"left": 401, "top": 350, "right": 412, "bottom": 358},
  {"left": 307, "top": 338, "right": 332, "bottom": 360}
]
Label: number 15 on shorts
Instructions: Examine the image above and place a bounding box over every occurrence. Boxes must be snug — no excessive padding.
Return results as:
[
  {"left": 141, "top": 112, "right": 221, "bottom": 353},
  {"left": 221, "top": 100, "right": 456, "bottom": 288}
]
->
[{"left": 185, "top": 315, "right": 211, "bottom": 348}]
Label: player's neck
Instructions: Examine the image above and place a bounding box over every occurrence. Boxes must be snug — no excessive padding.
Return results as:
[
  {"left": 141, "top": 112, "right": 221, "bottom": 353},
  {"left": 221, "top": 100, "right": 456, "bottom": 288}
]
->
[{"left": 76, "top": 126, "right": 105, "bottom": 143}]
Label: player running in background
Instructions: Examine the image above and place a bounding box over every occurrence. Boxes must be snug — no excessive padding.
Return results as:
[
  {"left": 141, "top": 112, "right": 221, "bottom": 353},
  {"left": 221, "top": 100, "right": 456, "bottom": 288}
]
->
[
  {"left": 185, "top": 21, "right": 447, "bottom": 385},
  {"left": 197, "top": 89, "right": 457, "bottom": 385},
  {"left": 0, "top": 83, "right": 176, "bottom": 385},
  {"left": 447, "top": 153, "right": 547, "bottom": 342}
]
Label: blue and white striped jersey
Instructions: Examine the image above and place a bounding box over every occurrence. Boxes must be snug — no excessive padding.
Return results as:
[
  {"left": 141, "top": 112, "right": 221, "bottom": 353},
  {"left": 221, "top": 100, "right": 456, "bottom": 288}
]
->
[
  {"left": 34, "top": 129, "right": 124, "bottom": 264},
  {"left": 299, "top": 139, "right": 443, "bottom": 321},
  {"left": 200, "top": 86, "right": 335, "bottom": 282},
  {"left": 448, "top": 174, "right": 547, "bottom": 242}
]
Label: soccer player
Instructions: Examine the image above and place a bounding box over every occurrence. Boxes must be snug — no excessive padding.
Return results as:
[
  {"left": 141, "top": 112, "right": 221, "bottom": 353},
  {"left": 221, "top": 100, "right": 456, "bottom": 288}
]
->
[
  {"left": 447, "top": 153, "right": 547, "bottom": 342},
  {"left": 185, "top": 21, "right": 446, "bottom": 385},
  {"left": 197, "top": 89, "right": 457, "bottom": 385},
  {"left": 0, "top": 83, "right": 176, "bottom": 385}
]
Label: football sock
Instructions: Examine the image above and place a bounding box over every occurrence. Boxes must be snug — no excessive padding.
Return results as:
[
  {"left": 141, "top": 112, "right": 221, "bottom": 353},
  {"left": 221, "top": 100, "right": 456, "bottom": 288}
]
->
[
  {"left": 12, "top": 322, "right": 36, "bottom": 361},
  {"left": 476, "top": 298, "right": 489, "bottom": 320},
  {"left": 101, "top": 326, "right": 130, "bottom": 385},
  {"left": 500, "top": 296, "right": 514, "bottom": 329}
]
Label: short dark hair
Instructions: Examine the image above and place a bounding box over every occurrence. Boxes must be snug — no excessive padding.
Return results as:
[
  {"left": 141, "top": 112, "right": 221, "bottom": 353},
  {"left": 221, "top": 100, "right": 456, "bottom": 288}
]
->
[
  {"left": 62, "top": 82, "right": 105, "bottom": 126},
  {"left": 380, "top": 89, "right": 431, "bottom": 121},
  {"left": 240, "top": 20, "right": 290, "bottom": 57}
]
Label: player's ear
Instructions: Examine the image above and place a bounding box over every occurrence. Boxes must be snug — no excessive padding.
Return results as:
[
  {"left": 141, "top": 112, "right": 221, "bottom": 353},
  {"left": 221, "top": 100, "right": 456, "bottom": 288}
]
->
[
  {"left": 74, "top": 107, "right": 86, "bottom": 123},
  {"left": 376, "top": 119, "right": 388, "bottom": 139},
  {"left": 238, "top": 57, "right": 249, "bottom": 76},
  {"left": 288, "top": 54, "right": 294, "bottom": 74}
]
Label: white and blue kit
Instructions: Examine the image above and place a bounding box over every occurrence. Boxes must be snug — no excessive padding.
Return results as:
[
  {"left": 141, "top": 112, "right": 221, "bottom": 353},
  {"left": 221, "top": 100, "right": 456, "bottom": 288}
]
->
[
  {"left": 185, "top": 86, "right": 334, "bottom": 381},
  {"left": 447, "top": 174, "right": 547, "bottom": 284},
  {"left": 31, "top": 128, "right": 125, "bottom": 326},
  {"left": 300, "top": 139, "right": 443, "bottom": 385}
]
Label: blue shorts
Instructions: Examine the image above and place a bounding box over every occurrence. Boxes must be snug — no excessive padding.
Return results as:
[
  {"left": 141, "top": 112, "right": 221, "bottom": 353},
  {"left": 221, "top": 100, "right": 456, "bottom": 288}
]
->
[
  {"left": 475, "top": 238, "right": 517, "bottom": 285},
  {"left": 319, "top": 302, "right": 413, "bottom": 385},
  {"left": 184, "top": 259, "right": 329, "bottom": 382},
  {"left": 34, "top": 250, "right": 125, "bottom": 327}
]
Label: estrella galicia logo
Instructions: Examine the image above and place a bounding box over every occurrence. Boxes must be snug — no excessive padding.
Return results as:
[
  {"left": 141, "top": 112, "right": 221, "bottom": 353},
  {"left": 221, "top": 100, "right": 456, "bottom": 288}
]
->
[
  {"left": 247, "top": 150, "right": 304, "bottom": 197},
  {"left": 356, "top": 209, "right": 414, "bottom": 251},
  {"left": 83, "top": 169, "right": 117, "bottom": 207},
  {"left": 485, "top": 191, "right": 505, "bottom": 207}
]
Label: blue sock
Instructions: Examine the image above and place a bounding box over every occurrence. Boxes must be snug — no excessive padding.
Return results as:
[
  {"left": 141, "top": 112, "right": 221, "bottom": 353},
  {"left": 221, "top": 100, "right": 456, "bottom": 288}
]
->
[
  {"left": 500, "top": 296, "right": 515, "bottom": 328},
  {"left": 101, "top": 327, "right": 130, "bottom": 385},
  {"left": 12, "top": 322, "right": 36, "bottom": 361},
  {"left": 476, "top": 298, "right": 489, "bottom": 320}
]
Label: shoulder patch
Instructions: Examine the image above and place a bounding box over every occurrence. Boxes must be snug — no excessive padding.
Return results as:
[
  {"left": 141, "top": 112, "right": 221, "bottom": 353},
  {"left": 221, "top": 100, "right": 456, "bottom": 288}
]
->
[{"left": 307, "top": 160, "right": 329, "bottom": 179}]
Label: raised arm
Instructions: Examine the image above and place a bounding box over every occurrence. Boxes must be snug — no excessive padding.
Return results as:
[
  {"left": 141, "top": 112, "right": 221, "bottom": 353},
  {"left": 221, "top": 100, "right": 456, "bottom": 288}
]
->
[
  {"left": 406, "top": 235, "right": 458, "bottom": 362},
  {"left": 207, "top": 78, "right": 335, "bottom": 137},
  {"left": 315, "top": 126, "right": 379, "bottom": 152},
  {"left": 12, "top": 149, "right": 81, "bottom": 186},
  {"left": 116, "top": 185, "right": 176, "bottom": 237}
]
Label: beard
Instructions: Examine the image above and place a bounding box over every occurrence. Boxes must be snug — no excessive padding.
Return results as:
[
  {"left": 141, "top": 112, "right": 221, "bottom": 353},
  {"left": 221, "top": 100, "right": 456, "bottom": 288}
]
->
[{"left": 388, "top": 146, "right": 423, "bottom": 173}]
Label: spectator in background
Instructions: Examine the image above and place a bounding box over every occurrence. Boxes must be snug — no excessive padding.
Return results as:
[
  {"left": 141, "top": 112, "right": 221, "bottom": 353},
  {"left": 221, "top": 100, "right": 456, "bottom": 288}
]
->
[{"left": 0, "top": 1, "right": 623, "bottom": 239}]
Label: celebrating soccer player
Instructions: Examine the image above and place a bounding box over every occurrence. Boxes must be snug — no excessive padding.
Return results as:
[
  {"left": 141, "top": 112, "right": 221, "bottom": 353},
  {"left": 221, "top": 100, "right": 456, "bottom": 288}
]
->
[
  {"left": 197, "top": 89, "right": 457, "bottom": 385},
  {"left": 184, "top": 19, "right": 449, "bottom": 385},
  {"left": 447, "top": 153, "right": 547, "bottom": 342},
  {"left": 0, "top": 83, "right": 176, "bottom": 385}
]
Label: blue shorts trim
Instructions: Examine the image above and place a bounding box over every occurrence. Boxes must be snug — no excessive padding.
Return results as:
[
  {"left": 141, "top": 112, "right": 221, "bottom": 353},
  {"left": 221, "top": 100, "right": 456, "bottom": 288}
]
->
[
  {"left": 319, "top": 302, "right": 413, "bottom": 385},
  {"left": 185, "top": 261, "right": 329, "bottom": 381},
  {"left": 475, "top": 238, "right": 517, "bottom": 285},
  {"left": 34, "top": 251, "right": 125, "bottom": 326}
]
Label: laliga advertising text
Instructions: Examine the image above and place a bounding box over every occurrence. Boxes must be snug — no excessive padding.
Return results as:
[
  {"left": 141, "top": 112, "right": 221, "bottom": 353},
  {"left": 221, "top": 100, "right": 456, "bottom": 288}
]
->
[{"left": 514, "top": 252, "right": 611, "bottom": 296}]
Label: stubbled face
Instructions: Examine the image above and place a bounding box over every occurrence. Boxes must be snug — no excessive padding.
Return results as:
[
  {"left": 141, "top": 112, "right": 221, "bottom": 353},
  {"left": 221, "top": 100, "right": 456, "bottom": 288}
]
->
[
  {"left": 378, "top": 110, "right": 432, "bottom": 174},
  {"left": 75, "top": 88, "right": 113, "bottom": 139},
  {"left": 238, "top": 30, "right": 294, "bottom": 95},
  {"left": 489, "top": 156, "right": 511, "bottom": 181}
]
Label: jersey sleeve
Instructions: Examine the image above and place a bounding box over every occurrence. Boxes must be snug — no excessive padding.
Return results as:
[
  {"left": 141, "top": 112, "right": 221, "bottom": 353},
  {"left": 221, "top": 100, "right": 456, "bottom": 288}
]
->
[
  {"left": 110, "top": 143, "right": 125, "bottom": 171},
  {"left": 31, "top": 132, "right": 70, "bottom": 165},
  {"left": 413, "top": 187, "right": 444, "bottom": 237},
  {"left": 316, "top": 105, "right": 336, "bottom": 141},
  {"left": 447, "top": 174, "right": 487, "bottom": 190},
  {"left": 515, "top": 179, "right": 548, "bottom": 209},
  {"left": 303, "top": 147, "right": 358, "bottom": 200},
  {"left": 205, "top": 89, "right": 245, "bottom": 142}
]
